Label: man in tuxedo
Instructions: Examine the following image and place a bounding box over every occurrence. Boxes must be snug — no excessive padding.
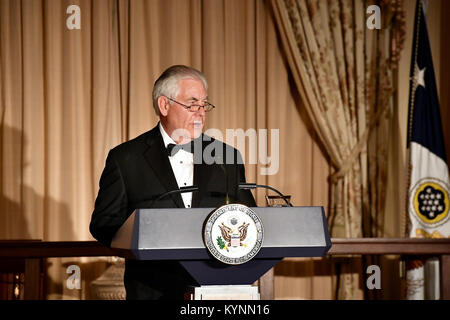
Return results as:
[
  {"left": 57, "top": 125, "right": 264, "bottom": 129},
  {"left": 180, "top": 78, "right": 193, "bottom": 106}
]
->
[{"left": 89, "top": 65, "right": 256, "bottom": 300}]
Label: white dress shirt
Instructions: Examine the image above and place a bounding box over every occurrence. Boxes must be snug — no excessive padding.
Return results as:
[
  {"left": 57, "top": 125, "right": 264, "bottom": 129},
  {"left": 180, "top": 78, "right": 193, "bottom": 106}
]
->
[{"left": 159, "top": 123, "right": 194, "bottom": 208}]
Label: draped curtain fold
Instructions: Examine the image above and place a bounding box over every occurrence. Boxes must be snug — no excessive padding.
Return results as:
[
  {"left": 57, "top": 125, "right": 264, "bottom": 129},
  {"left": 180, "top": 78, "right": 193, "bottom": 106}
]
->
[{"left": 270, "top": 0, "right": 405, "bottom": 298}]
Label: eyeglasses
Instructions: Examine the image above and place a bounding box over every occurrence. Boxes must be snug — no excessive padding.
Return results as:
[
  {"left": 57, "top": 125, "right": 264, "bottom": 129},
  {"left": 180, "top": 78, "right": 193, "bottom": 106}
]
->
[{"left": 166, "top": 97, "right": 216, "bottom": 112}]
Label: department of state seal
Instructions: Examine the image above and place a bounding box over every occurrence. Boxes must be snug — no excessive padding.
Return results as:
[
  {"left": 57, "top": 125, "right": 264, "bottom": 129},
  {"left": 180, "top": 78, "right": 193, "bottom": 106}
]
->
[{"left": 203, "top": 204, "right": 264, "bottom": 265}]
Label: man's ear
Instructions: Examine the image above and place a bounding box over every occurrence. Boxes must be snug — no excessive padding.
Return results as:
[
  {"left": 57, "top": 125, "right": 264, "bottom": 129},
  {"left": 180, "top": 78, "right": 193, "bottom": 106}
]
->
[{"left": 157, "top": 96, "right": 169, "bottom": 116}]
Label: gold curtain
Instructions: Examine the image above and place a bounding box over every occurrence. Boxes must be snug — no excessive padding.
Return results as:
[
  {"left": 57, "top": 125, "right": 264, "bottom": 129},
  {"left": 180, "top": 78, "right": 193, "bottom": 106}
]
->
[
  {"left": 0, "top": 0, "right": 331, "bottom": 299},
  {"left": 270, "top": 0, "right": 405, "bottom": 298}
]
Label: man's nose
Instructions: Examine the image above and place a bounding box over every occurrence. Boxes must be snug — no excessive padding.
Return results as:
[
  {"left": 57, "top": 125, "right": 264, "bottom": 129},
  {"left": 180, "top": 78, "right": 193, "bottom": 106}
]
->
[{"left": 196, "top": 106, "right": 206, "bottom": 117}]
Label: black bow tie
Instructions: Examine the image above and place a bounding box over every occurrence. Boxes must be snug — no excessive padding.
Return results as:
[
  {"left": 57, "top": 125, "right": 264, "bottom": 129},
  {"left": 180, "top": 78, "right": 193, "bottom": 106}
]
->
[{"left": 166, "top": 141, "right": 195, "bottom": 157}]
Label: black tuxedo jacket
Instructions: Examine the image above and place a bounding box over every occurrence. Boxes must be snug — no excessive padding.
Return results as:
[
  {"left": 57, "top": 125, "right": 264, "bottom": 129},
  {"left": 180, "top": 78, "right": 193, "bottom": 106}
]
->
[{"left": 89, "top": 124, "right": 256, "bottom": 300}]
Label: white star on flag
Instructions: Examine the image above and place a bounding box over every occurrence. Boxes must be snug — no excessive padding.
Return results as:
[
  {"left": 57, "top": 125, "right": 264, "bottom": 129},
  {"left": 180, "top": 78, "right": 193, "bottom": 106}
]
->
[{"left": 413, "top": 62, "right": 426, "bottom": 89}]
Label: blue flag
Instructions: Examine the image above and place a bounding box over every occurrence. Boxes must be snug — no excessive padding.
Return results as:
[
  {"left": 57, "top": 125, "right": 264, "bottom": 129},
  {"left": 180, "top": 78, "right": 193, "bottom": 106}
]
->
[
  {"left": 407, "top": 0, "right": 449, "bottom": 239},
  {"left": 406, "top": 0, "right": 449, "bottom": 300}
]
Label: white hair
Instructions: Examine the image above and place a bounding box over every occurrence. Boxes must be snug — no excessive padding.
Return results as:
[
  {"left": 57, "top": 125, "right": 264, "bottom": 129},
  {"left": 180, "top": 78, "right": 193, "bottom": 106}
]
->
[{"left": 152, "top": 65, "right": 208, "bottom": 116}]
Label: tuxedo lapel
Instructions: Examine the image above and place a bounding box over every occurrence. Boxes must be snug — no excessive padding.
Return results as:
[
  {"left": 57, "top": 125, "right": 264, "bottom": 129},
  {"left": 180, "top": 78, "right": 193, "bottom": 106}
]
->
[{"left": 143, "top": 125, "right": 185, "bottom": 208}]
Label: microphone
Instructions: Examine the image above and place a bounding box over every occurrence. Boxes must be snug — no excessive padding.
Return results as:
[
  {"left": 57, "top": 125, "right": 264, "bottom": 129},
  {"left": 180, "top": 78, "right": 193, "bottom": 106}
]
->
[
  {"left": 150, "top": 185, "right": 199, "bottom": 208},
  {"left": 218, "top": 162, "right": 232, "bottom": 205},
  {"left": 216, "top": 155, "right": 234, "bottom": 205},
  {"left": 238, "top": 183, "right": 293, "bottom": 207}
]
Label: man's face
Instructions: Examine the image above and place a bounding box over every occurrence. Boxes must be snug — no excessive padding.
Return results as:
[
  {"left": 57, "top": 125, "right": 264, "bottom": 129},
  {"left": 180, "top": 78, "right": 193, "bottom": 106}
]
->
[{"left": 160, "top": 78, "right": 207, "bottom": 143}]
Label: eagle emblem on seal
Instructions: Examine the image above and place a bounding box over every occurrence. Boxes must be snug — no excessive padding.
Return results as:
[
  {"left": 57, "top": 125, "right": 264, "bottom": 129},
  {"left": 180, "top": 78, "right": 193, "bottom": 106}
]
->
[
  {"left": 218, "top": 221, "right": 249, "bottom": 248},
  {"left": 204, "top": 203, "right": 264, "bottom": 265}
]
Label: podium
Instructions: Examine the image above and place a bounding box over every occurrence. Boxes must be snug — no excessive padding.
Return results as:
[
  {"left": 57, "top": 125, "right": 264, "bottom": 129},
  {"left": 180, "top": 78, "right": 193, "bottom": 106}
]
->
[{"left": 111, "top": 206, "right": 331, "bottom": 299}]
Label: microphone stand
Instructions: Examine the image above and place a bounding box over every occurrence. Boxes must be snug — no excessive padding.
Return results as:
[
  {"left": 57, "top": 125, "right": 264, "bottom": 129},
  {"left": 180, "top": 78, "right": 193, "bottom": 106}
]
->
[
  {"left": 149, "top": 183, "right": 292, "bottom": 208},
  {"left": 150, "top": 186, "right": 199, "bottom": 208},
  {"left": 219, "top": 163, "right": 232, "bottom": 205},
  {"left": 238, "top": 183, "right": 293, "bottom": 207}
]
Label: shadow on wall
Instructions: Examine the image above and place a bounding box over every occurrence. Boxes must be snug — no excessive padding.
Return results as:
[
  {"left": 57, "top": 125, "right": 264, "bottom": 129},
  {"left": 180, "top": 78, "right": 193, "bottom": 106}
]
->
[
  {"left": 0, "top": 125, "right": 108, "bottom": 299},
  {"left": 0, "top": 125, "right": 76, "bottom": 240},
  {"left": 0, "top": 125, "right": 31, "bottom": 240}
]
